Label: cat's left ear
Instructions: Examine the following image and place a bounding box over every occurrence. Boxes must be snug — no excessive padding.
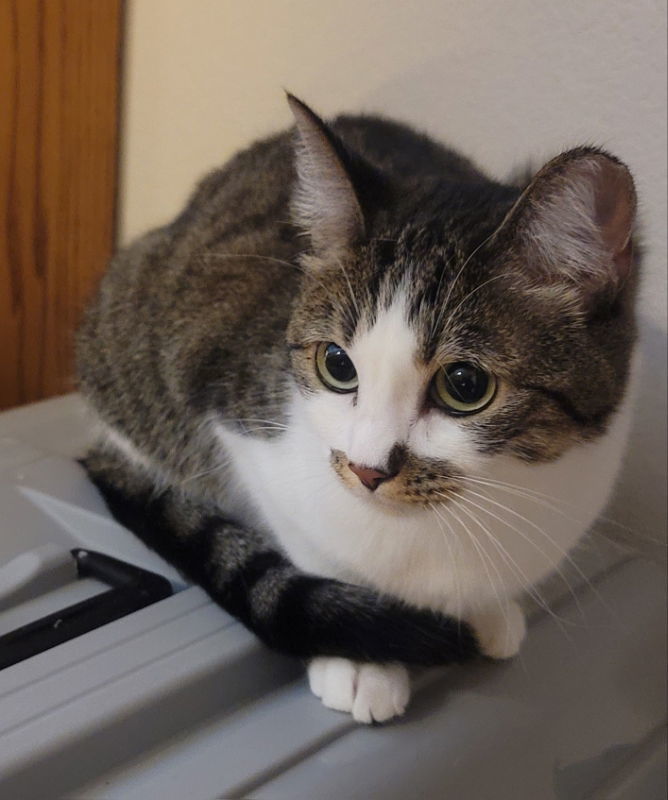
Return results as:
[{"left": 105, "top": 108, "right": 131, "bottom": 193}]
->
[
  {"left": 287, "top": 94, "right": 368, "bottom": 257},
  {"left": 503, "top": 148, "right": 637, "bottom": 303}
]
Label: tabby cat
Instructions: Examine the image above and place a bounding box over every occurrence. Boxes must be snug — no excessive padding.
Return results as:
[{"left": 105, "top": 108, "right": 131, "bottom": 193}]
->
[{"left": 77, "top": 94, "right": 638, "bottom": 723}]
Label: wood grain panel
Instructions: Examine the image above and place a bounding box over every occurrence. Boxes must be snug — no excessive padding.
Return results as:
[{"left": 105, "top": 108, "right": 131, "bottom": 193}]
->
[{"left": 0, "top": 0, "right": 122, "bottom": 409}]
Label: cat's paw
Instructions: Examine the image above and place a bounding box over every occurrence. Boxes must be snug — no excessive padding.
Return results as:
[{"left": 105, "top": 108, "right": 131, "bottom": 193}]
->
[
  {"left": 469, "top": 601, "right": 527, "bottom": 660},
  {"left": 307, "top": 657, "right": 410, "bottom": 724}
]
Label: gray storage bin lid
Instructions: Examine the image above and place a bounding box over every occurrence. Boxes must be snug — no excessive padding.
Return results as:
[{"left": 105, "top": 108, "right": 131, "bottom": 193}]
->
[{"left": 0, "top": 395, "right": 665, "bottom": 799}]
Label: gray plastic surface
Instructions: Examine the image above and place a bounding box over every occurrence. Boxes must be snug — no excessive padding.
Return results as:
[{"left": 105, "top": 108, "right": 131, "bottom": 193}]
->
[{"left": 0, "top": 395, "right": 665, "bottom": 799}]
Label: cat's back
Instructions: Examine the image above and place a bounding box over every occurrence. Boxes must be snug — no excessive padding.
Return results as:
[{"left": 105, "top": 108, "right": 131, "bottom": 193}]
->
[
  {"left": 192, "top": 114, "right": 484, "bottom": 227},
  {"left": 158, "top": 114, "right": 483, "bottom": 246},
  {"left": 80, "top": 112, "right": 486, "bottom": 360},
  {"left": 332, "top": 114, "right": 484, "bottom": 184}
]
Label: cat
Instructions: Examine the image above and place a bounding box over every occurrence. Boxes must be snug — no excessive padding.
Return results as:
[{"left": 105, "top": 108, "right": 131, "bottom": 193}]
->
[{"left": 77, "top": 93, "right": 638, "bottom": 724}]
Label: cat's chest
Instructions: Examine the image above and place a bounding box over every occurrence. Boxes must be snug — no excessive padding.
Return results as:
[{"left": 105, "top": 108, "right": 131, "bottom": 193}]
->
[
  {"left": 212, "top": 394, "right": 631, "bottom": 618},
  {"left": 214, "top": 421, "right": 507, "bottom": 614}
]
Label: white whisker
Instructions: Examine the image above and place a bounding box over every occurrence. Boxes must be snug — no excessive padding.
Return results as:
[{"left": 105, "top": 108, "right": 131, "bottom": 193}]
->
[
  {"left": 450, "top": 493, "right": 576, "bottom": 634},
  {"left": 460, "top": 486, "right": 608, "bottom": 604},
  {"left": 434, "top": 219, "right": 510, "bottom": 335},
  {"left": 453, "top": 489, "right": 579, "bottom": 609},
  {"left": 449, "top": 473, "right": 660, "bottom": 550},
  {"left": 447, "top": 496, "right": 513, "bottom": 651},
  {"left": 429, "top": 503, "right": 462, "bottom": 625},
  {"left": 445, "top": 498, "right": 508, "bottom": 630},
  {"left": 443, "top": 272, "right": 515, "bottom": 330},
  {"left": 334, "top": 253, "right": 361, "bottom": 324}
]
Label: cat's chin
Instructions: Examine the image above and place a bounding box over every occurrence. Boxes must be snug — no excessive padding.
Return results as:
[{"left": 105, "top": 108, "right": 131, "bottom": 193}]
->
[{"left": 365, "top": 493, "right": 427, "bottom": 517}]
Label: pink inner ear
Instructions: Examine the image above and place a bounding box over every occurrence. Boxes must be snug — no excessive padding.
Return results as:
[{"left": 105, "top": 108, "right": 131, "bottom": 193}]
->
[
  {"left": 287, "top": 93, "right": 365, "bottom": 254},
  {"left": 593, "top": 161, "right": 636, "bottom": 281}
]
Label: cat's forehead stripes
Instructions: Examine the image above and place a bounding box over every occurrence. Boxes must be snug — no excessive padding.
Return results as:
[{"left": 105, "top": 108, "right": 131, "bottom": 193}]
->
[
  {"left": 327, "top": 227, "right": 505, "bottom": 367},
  {"left": 284, "top": 115, "right": 638, "bottom": 470}
]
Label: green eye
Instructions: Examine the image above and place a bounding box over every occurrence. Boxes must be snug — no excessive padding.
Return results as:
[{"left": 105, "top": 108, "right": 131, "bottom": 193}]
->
[
  {"left": 431, "top": 362, "right": 497, "bottom": 415},
  {"left": 315, "top": 342, "right": 358, "bottom": 393}
]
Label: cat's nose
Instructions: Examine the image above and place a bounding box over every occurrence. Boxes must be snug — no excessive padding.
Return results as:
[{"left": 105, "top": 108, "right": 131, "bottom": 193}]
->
[{"left": 348, "top": 462, "right": 394, "bottom": 491}]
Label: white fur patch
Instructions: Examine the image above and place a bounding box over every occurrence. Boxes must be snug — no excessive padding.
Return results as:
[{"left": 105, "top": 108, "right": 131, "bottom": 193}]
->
[
  {"left": 299, "top": 290, "right": 481, "bottom": 474},
  {"left": 344, "top": 296, "right": 424, "bottom": 467},
  {"left": 308, "top": 657, "right": 410, "bottom": 724},
  {"left": 213, "top": 291, "right": 638, "bottom": 708},
  {"left": 215, "top": 357, "right": 636, "bottom": 620},
  {"left": 469, "top": 599, "right": 526, "bottom": 659}
]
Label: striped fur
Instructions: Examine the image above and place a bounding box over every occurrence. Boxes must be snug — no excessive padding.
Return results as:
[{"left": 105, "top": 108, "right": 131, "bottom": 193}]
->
[
  {"left": 76, "top": 96, "right": 638, "bottom": 718},
  {"left": 83, "top": 448, "right": 477, "bottom": 665}
]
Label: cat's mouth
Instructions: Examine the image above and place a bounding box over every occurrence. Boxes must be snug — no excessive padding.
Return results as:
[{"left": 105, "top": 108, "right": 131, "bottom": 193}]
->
[{"left": 329, "top": 448, "right": 460, "bottom": 507}]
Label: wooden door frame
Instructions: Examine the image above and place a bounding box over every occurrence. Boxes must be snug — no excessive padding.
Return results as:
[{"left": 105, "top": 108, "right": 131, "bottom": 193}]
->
[{"left": 1, "top": 0, "right": 124, "bottom": 409}]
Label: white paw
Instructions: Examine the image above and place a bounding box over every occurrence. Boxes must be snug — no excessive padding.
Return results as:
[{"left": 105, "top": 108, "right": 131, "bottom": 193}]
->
[
  {"left": 469, "top": 601, "right": 527, "bottom": 660},
  {"left": 308, "top": 657, "right": 411, "bottom": 724}
]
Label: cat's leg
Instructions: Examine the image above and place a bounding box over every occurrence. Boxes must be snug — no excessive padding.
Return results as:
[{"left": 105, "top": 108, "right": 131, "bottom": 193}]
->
[
  {"left": 82, "top": 446, "right": 480, "bottom": 668},
  {"left": 305, "top": 603, "right": 525, "bottom": 722},
  {"left": 308, "top": 657, "right": 410, "bottom": 724},
  {"left": 467, "top": 601, "right": 526, "bottom": 660},
  {"left": 305, "top": 603, "right": 527, "bottom": 720}
]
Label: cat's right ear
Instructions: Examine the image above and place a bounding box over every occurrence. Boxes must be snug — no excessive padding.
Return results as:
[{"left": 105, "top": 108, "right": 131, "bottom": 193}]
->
[
  {"left": 287, "top": 94, "right": 365, "bottom": 257},
  {"left": 500, "top": 147, "right": 637, "bottom": 308}
]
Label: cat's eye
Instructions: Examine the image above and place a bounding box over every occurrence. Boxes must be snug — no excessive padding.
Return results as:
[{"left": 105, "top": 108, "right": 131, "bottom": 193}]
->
[
  {"left": 430, "top": 362, "right": 497, "bottom": 415},
  {"left": 315, "top": 342, "right": 358, "bottom": 393}
]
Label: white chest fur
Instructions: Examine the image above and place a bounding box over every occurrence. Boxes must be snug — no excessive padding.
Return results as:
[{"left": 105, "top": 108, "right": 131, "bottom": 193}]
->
[{"left": 214, "top": 384, "right": 633, "bottom": 619}]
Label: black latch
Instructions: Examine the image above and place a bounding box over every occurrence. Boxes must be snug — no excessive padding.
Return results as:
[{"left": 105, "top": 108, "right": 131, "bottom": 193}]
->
[{"left": 0, "top": 550, "right": 173, "bottom": 670}]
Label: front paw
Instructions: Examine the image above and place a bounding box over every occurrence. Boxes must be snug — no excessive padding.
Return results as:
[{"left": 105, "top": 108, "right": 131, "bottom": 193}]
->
[
  {"left": 308, "top": 657, "right": 410, "bottom": 724},
  {"left": 469, "top": 601, "right": 527, "bottom": 660}
]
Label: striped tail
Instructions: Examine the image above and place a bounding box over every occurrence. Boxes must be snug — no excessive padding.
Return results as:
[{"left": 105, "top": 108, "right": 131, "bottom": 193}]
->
[{"left": 83, "top": 455, "right": 479, "bottom": 667}]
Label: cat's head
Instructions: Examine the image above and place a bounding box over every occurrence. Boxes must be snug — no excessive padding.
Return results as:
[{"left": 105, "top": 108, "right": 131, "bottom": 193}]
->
[{"left": 285, "top": 95, "right": 638, "bottom": 506}]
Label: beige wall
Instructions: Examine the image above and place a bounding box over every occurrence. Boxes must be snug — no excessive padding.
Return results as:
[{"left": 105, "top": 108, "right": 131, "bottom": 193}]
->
[{"left": 120, "top": 0, "right": 666, "bottom": 537}]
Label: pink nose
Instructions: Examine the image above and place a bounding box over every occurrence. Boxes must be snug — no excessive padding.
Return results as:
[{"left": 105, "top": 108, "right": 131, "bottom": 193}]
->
[{"left": 348, "top": 463, "right": 393, "bottom": 491}]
